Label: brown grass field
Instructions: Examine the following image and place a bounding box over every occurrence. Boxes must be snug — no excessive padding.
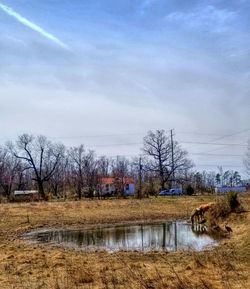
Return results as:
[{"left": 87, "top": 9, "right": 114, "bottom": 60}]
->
[{"left": 0, "top": 194, "right": 249, "bottom": 289}]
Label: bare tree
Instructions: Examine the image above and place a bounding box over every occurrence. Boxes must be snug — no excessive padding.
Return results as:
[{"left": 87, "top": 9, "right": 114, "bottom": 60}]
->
[
  {"left": 84, "top": 150, "right": 99, "bottom": 197},
  {"left": 48, "top": 145, "right": 68, "bottom": 198},
  {"left": 111, "top": 156, "right": 130, "bottom": 197},
  {"left": 143, "top": 130, "right": 193, "bottom": 190},
  {"left": 68, "top": 145, "right": 99, "bottom": 199},
  {"left": 11, "top": 134, "right": 63, "bottom": 200},
  {"left": 0, "top": 145, "right": 25, "bottom": 198},
  {"left": 244, "top": 140, "right": 250, "bottom": 177},
  {"left": 97, "top": 156, "right": 110, "bottom": 177},
  {"left": 203, "top": 171, "right": 216, "bottom": 192},
  {"left": 0, "top": 146, "right": 10, "bottom": 196},
  {"left": 68, "top": 145, "right": 85, "bottom": 199}
]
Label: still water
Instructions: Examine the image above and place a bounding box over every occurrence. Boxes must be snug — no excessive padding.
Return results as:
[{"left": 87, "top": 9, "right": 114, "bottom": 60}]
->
[{"left": 25, "top": 221, "right": 219, "bottom": 252}]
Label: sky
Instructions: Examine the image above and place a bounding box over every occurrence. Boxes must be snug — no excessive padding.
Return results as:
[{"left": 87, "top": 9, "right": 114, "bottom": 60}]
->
[{"left": 0, "top": 0, "right": 250, "bottom": 176}]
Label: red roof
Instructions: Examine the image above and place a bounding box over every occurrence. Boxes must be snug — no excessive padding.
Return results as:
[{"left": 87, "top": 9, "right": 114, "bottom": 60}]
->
[
  {"left": 100, "top": 177, "right": 135, "bottom": 185},
  {"left": 100, "top": 178, "right": 114, "bottom": 185}
]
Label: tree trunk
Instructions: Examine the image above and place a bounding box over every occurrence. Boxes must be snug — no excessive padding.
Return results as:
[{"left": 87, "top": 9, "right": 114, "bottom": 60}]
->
[
  {"left": 77, "top": 183, "right": 82, "bottom": 200},
  {"left": 159, "top": 160, "right": 165, "bottom": 190},
  {"left": 160, "top": 173, "right": 165, "bottom": 190},
  {"left": 38, "top": 180, "right": 46, "bottom": 200},
  {"left": 53, "top": 183, "right": 59, "bottom": 198},
  {"left": 17, "top": 172, "right": 24, "bottom": 190}
]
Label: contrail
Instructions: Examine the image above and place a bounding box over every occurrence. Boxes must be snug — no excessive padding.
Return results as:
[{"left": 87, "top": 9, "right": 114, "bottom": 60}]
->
[{"left": 0, "top": 2, "right": 69, "bottom": 50}]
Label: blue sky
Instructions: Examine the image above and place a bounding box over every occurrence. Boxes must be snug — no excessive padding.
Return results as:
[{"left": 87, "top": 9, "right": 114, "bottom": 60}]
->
[{"left": 0, "top": 0, "right": 250, "bottom": 175}]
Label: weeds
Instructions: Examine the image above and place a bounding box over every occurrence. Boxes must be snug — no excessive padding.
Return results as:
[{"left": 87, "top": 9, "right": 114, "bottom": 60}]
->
[
  {"left": 0, "top": 194, "right": 249, "bottom": 289},
  {"left": 208, "top": 192, "right": 243, "bottom": 227},
  {"left": 227, "top": 192, "right": 240, "bottom": 211}
]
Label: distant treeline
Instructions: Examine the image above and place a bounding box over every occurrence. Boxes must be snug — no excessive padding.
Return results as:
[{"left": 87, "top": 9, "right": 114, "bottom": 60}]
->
[{"left": 0, "top": 130, "right": 248, "bottom": 200}]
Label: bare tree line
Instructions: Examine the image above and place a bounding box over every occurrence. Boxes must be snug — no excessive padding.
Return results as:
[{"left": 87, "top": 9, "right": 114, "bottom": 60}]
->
[{"left": 0, "top": 130, "right": 248, "bottom": 200}]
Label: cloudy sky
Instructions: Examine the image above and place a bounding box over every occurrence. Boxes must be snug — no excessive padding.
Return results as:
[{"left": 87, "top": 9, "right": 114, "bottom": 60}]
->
[{"left": 0, "top": 0, "right": 249, "bottom": 175}]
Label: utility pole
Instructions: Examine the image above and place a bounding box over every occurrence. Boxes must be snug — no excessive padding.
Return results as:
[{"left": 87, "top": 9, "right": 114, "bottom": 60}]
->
[
  {"left": 138, "top": 156, "right": 142, "bottom": 199},
  {"left": 170, "top": 129, "right": 175, "bottom": 189}
]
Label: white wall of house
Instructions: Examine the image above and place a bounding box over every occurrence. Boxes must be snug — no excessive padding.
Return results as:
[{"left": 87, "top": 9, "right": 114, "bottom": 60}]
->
[
  {"left": 100, "top": 183, "right": 135, "bottom": 195},
  {"left": 100, "top": 184, "right": 115, "bottom": 194}
]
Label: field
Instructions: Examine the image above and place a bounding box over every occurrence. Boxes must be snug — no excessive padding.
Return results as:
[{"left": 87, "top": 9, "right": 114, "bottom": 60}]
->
[{"left": 0, "top": 194, "right": 249, "bottom": 289}]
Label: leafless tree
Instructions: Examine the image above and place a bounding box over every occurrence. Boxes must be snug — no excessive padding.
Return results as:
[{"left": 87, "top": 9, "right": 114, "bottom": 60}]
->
[
  {"left": 97, "top": 156, "right": 110, "bottom": 177},
  {"left": 0, "top": 145, "right": 27, "bottom": 198},
  {"left": 68, "top": 145, "right": 85, "bottom": 199},
  {"left": 48, "top": 145, "right": 68, "bottom": 198},
  {"left": 68, "top": 145, "right": 99, "bottom": 199},
  {"left": 10, "top": 134, "right": 63, "bottom": 200},
  {"left": 83, "top": 150, "right": 99, "bottom": 197},
  {"left": 244, "top": 140, "right": 250, "bottom": 177},
  {"left": 143, "top": 130, "right": 193, "bottom": 190},
  {"left": 111, "top": 156, "right": 130, "bottom": 197}
]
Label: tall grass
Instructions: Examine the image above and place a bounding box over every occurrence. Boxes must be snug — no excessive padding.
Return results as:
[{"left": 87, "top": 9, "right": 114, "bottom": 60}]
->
[
  {"left": 208, "top": 192, "right": 242, "bottom": 227},
  {"left": 227, "top": 192, "right": 240, "bottom": 211}
]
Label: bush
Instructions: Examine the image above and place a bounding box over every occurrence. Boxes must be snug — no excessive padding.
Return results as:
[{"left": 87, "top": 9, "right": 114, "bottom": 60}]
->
[
  {"left": 208, "top": 192, "right": 241, "bottom": 226},
  {"left": 186, "top": 185, "right": 194, "bottom": 196},
  {"left": 142, "top": 182, "right": 158, "bottom": 197},
  {"left": 227, "top": 192, "right": 240, "bottom": 211},
  {"left": 209, "top": 199, "right": 230, "bottom": 222}
]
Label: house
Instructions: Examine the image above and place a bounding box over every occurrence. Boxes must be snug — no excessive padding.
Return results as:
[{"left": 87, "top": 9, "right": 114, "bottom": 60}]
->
[
  {"left": 99, "top": 177, "right": 135, "bottom": 196},
  {"left": 11, "top": 190, "right": 40, "bottom": 202}
]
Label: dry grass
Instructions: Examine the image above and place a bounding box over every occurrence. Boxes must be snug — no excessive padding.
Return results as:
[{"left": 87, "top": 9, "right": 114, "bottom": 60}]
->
[{"left": 0, "top": 194, "right": 249, "bottom": 288}]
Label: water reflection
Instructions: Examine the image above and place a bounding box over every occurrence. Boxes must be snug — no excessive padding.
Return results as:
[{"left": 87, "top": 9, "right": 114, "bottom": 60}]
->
[{"left": 26, "top": 221, "right": 219, "bottom": 252}]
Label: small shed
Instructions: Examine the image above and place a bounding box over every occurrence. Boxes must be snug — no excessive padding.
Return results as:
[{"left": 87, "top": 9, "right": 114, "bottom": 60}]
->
[{"left": 11, "top": 190, "right": 39, "bottom": 202}]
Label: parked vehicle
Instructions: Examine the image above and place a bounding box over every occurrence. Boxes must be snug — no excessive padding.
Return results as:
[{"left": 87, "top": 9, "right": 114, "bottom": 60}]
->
[{"left": 159, "top": 188, "right": 183, "bottom": 196}]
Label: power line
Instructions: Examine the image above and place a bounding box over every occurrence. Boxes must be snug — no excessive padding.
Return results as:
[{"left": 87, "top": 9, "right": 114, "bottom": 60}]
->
[
  {"left": 195, "top": 164, "right": 244, "bottom": 168},
  {"left": 101, "top": 152, "right": 244, "bottom": 166},
  {"left": 103, "top": 152, "right": 243, "bottom": 158},
  {"left": 190, "top": 153, "right": 243, "bottom": 157},
  {"left": 195, "top": 128, "right": 250, "bottom": 155},
  {"left": 0, "top": 133, "right": 144, "bottom": 141},
  {"left": 0, "top": 128, "right": 249, "bottom": 142},
  {"left": 177, "top": 131, "right": 222, "bottom": 136},
  {"left": 49, "top": 132, "right": 145, "bottom": 140},
  {"left": 209, "top": 128, "right": 250, "bottom": 143},
  {"left": 90, "top": 142, "right": 142, "bottom": 148},
  {"left": 0, "top": 138, "right": 247, "bottom": 149},
  {"left": 179, "top": 141, "right": 247, "bottom": 147},
  {"left": 85, "top": 140, "right": 248, "bottom": 149}
]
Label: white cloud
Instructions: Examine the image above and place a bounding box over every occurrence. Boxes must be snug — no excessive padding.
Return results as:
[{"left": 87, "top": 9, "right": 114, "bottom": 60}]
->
[
  {"left": 166, "top": 5, "right": 237, "bottom": 33},
  {"left": 0, "top": 2, "right": 69, "bottom": 50}
]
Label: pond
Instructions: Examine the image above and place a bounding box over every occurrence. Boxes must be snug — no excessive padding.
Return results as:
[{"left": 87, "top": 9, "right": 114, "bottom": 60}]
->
[{"left": 24, "top": 221, "right": 220, "bottom": 252}]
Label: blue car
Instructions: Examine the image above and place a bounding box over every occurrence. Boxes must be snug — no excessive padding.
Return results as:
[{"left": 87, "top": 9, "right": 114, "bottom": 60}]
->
[{"left": 159, "top": 190, "right": 172, "bottom": 196}]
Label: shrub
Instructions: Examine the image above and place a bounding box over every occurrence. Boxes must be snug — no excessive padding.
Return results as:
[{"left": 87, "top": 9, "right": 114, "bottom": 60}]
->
[
  {"left": 186, "top": 185, "right": 194, "bottom": 196},
  {"left": 142, "top": 182, "right": 158, "bottom": 197},
  {"left": 209, "top": 199, "right": 230, "bottom": 222},
  {"left": 227, "top": 191, "right": 240, "bottom": 211},
  {"left": 208, "top": 192, "right": 241, "bottom": 226}
]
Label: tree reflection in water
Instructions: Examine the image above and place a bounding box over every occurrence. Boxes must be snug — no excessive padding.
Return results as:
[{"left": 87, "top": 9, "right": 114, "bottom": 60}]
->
[{"left": 30, "top": 221, "right": 220, "bottom": 252}]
